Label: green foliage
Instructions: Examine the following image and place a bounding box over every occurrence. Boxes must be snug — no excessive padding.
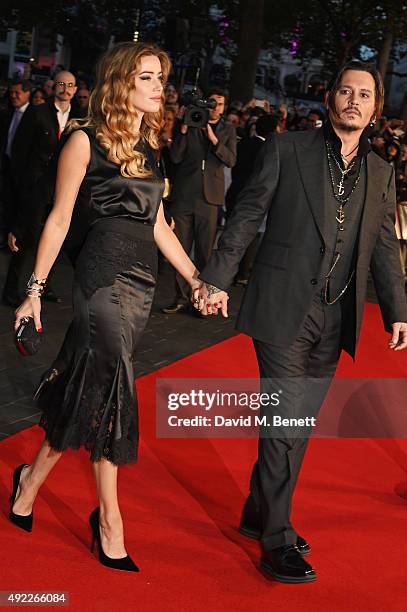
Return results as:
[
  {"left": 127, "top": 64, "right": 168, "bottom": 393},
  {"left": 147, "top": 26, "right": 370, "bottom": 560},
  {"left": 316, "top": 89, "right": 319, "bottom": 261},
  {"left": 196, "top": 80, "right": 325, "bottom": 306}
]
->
[
  {"left": 262, "top": 0, "right": 407, "bottom": 73},
  {"left": 1, "top": 0, "right": 406, "bottom": 74}
]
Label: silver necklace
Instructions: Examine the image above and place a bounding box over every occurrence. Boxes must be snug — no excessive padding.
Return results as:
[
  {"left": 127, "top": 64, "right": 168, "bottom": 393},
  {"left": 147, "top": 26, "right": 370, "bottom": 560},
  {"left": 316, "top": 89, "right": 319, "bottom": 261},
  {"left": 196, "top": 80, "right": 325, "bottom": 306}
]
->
[
  {"left": 326, "top": 142, "right": 364, "bottom": 226},
  {"left": 323, "top": 253, "right": 355, "bottom": 305},
  {"left": 326, "top": 141, "right": 357, "bottom": 196}
]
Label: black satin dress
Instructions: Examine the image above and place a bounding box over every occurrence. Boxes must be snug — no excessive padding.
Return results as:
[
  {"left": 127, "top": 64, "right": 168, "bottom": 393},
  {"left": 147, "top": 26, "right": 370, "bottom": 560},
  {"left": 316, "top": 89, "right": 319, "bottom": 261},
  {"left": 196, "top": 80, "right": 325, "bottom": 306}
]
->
[{"left": 37, "top": 128, "right": 164, "bottom": 466}]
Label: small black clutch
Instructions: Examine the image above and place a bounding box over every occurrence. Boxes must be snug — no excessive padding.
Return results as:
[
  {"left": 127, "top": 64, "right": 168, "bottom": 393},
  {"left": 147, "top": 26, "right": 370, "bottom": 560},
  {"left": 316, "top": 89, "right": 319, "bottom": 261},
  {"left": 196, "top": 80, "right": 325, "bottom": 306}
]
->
[{"left": 15, "top": 316, "right": 44, "bottom": 356}]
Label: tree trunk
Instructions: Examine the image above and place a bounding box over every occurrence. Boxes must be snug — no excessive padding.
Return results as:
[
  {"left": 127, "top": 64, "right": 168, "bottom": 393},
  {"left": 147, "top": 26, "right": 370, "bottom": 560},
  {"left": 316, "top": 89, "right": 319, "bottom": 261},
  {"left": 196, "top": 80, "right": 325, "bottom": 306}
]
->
[
  {"left": 401, "top": 92, "right": 407, "bottom": 125},
  {"left": 228, "top": 0, "right": 264, "bottom": 104},
  {"left": 339, "top": 40, "right": 353, "bottom": 67},
  {"left": 377, "top": 29, "right": 393, "bottom": 80}
]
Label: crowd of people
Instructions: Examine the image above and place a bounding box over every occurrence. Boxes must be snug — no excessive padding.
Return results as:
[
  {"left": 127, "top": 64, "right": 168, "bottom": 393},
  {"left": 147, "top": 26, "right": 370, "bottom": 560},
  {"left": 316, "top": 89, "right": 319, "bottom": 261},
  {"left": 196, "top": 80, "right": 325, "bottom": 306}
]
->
[
  {"left": 0, "top": 71, "right": 90, "bottom": 305},
  {"left": 1, "top": 67, "right": 407, "bottom": 310}
]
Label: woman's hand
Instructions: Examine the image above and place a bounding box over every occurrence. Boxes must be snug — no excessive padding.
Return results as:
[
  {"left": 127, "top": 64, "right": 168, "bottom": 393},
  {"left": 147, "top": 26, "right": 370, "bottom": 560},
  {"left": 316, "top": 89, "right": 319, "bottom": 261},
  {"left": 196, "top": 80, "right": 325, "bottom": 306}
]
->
[
  {"left": 14, "top": 296, "right": 42, "bottom": 332},
  {"left": 189, "top": 278, "right": 203, "bottom": 309},
  {"left": 192, "top": 283, "right": 229, "bottom": 317}
]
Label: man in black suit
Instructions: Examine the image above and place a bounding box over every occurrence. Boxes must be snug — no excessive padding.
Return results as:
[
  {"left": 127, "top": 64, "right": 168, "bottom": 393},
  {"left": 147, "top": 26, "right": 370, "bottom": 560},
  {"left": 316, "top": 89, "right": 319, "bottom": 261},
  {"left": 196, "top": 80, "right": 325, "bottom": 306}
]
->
[
  {"left": 197, "top": 61, "right": 407, "bottom": 583},
  {"left": 226, "top": 114, "right": 278, "bottom": 285},
  {"left": 2, "top": 71, "right": 77, "bottom": 305},
  {"left": 162, "top": 88, "right": 237, "bottom": 313},
  {"left": 0, "top": 79, "right": 32, "bottom": 252}
]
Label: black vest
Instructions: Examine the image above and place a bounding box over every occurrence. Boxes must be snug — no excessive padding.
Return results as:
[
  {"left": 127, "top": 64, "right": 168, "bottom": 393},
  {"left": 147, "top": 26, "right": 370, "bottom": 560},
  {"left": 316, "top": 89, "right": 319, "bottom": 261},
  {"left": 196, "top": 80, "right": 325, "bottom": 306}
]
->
[{"left": 317, "top": 156, "right": 367, "bottom": 302}]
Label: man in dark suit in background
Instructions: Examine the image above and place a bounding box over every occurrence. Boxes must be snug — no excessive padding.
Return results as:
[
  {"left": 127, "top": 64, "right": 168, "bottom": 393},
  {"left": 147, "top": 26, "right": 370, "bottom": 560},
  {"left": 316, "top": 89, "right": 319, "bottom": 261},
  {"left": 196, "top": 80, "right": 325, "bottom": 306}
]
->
[
  {"left": 2, "top": 71, "right": 77, "bottom": 305},
  {"left": 197, "top": 61, "right": 407, "bottom": 583},
  {"left": 162, "top": 88, "right": 237, "bottom": 314},
  {"left": 226, "top": 114, "right": 278, "bottom": 285},
  {"left": 0, "top": 79, "right": 32, "bottom": 253}
]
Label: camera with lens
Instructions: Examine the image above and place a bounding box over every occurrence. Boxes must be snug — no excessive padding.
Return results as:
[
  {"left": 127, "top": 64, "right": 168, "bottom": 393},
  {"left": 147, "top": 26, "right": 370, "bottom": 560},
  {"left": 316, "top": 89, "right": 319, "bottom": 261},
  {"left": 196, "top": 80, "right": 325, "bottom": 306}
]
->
[{"left": 183, "top": 91, "right": 217, "bottom": 128}]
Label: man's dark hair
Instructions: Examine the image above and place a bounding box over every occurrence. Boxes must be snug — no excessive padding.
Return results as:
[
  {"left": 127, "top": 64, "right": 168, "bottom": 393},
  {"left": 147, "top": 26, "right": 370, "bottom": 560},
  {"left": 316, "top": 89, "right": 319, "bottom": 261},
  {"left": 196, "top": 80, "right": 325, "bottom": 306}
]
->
[
  {"left": 326, "top": 59, "right": 384, "bottom": 121},
  {"left": 227, "top": 107, "right": 241, "bottom": 117},
  {"left": 256, "top": 114, "right": 278, "bottom": 137},
  {"left": 308, "top": 108, "right": 325, "bottom": 121},
  {"left": 207, "top": 87, "right": 228, "bottom": 105},
  {"left": 250, "top": 106, "right": 266, "bottom": 118},
  {"left": 11, "top": 78, "right": 32, "bottom": 92}
]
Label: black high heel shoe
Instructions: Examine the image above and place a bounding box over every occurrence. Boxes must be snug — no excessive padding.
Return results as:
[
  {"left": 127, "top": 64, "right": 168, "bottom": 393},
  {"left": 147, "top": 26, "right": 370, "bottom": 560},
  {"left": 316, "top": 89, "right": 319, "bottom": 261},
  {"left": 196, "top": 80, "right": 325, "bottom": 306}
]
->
[
  {"left": 9, "top": 464, "right": 33, "bottom": 533},
  {"left": 89, "top": 507, "right": 139, "bottom": 572}
]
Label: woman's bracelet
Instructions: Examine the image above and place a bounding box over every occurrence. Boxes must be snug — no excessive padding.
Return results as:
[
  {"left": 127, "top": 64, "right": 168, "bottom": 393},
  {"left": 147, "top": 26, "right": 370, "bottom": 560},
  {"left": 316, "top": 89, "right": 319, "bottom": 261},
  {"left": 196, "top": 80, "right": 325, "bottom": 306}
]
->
[
  {"left": 26, "top": 272, "right": 47, "bottom": 298},
  {"left": 27, "top": 272, "right": 47, "bottom": 287},
  {"left": 26, "top": 286, "right": 44, "bottom": 298}
]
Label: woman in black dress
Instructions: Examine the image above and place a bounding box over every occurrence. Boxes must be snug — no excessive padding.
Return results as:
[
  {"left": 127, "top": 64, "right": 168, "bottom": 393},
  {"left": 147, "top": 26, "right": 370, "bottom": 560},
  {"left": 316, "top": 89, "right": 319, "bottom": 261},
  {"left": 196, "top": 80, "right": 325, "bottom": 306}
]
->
[{"left": 11, "top": 43, "right": 201, "bottom": 572}]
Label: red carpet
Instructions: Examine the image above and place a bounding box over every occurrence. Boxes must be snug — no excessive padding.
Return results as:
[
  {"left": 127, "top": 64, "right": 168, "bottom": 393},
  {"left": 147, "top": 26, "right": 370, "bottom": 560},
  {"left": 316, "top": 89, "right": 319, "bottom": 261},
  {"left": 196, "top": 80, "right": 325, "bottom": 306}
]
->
[{"left": 1, "top": 303, "right": 407, "bottom": 611}]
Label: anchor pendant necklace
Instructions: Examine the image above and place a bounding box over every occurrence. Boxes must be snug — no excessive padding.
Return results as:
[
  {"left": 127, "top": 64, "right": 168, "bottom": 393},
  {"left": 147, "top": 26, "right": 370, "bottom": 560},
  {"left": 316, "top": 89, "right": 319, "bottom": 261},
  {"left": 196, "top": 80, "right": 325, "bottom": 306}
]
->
[{"left": 326, "top": 141, "right": 363, "bottom": 227}]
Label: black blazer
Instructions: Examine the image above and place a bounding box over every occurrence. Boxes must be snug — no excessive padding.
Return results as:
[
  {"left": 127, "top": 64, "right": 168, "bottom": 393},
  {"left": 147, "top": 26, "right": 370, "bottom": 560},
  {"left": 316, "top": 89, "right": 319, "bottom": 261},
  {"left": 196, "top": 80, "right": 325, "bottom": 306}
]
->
[
  {"left": 10, "top": 102, "right": 72, "bottom": 239},
  {"left": 16, "top": 101, "right": 70, "bottom": 190},
  {"left": 170, "top": 118, "right": 237, "bottom": 206},
  {"left": 0, "top": 105, "right": 34, "bottom": 233},
  {"left": 201, "top": 128, "right": 407, "bottom": 358},
  {"left": 0, "top": 104, "right": 33, "bottom": 181}
]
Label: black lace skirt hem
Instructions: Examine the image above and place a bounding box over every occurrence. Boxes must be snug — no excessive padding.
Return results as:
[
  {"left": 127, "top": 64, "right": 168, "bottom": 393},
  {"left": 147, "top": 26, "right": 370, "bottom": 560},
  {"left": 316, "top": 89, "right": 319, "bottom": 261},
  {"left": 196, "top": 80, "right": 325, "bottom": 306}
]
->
[{"left": 37, "top": 351, "right": 139, "bottom": 466}]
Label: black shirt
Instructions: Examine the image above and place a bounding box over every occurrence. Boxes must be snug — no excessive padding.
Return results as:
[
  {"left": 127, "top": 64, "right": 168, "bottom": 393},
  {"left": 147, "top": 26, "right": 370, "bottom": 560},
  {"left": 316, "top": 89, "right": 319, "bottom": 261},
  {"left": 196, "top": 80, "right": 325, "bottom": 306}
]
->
[
  {"left": 323, "top": 119, "right": 370, "bottom": 202},
  {"left": 317, "top": 120, "right": 371, "bottom": 303}
]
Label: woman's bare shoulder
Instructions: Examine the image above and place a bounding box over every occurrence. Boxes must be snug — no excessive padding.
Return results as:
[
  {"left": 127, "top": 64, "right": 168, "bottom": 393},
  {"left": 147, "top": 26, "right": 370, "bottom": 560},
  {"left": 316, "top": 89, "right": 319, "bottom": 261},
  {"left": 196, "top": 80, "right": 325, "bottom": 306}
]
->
[{"left": 60, "top": 129, "right": 91, "bottom": 164}]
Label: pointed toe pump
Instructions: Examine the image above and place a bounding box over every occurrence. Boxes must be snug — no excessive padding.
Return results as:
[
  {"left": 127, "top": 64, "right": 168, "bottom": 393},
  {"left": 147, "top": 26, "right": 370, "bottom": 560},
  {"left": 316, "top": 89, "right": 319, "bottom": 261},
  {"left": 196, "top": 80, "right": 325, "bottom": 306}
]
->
[
  {"left": 89, "top": 507, "right": 139, "bottom": 572},
  {"left": 9, "top": 464, "right": 33, "bottom": 533}
]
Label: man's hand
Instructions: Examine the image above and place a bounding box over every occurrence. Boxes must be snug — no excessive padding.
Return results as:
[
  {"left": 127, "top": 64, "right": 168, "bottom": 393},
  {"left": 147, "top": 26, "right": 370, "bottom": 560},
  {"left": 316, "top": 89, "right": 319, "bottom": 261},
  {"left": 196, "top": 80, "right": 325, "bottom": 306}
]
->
[
  {"left": 389, "top": 323, "right": 407, "bottom": 351},
  {"left": 8, "top": 232, "right": 19, "bottom": 252},
  {"left": 205, "top": 123, "right": 219, "bottom": 147},
  {"left": 176, "top": 105, "right": 188, "bottom": 134},
  {"left": 192, "top": 282, "right": 228, "bottom": 317}
]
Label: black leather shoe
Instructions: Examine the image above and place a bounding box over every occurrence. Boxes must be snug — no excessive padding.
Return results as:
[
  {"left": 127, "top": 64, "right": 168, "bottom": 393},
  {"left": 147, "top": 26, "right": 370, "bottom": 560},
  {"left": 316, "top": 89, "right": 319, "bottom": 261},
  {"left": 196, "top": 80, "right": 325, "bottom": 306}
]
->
[
  {"left": 239, "top": 496, "right": 311, "bottom": 555},
  {"left": 9, "top": 464, "right": 33, "bottom": 533},
  {"left": 161, "top": 302, "right": 189, "bottom": 314},
  {"left": 296, "top": 535, "right": 311, "bottom": 556},
  {"left": 239, "top": 521, "right": 311, "bottom": 556},
  {"left": 43, "top": 289, "right": 62, "bottom": 303},
  {"left": 261, "top": 545, "right": 316, "bottom": 584}
]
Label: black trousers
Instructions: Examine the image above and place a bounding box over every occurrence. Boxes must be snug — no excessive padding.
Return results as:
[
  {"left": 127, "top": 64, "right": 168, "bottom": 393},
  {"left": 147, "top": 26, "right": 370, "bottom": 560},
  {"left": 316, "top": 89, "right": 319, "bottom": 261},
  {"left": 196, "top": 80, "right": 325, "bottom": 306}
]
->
[
  {"left": 171, "top": 198, "right": 218, "bottom": 304},
  {"left": 2, "top": 246, "right": 31, "bottom": 300},
  {"left": 246, "top": 292, "right": 342, "bottom": 551}
]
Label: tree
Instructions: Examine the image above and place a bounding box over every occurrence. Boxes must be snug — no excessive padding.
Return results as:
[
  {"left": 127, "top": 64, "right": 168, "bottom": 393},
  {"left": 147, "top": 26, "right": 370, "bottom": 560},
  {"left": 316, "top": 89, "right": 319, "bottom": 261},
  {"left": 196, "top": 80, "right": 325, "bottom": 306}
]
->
[
  {"left": 266, "top": 0, "right": 407, "bottom": 78},
  {"left": 227, "top": 0, "right": 264, "bottom": 102},
  {"left": 0, "top": 1, "right": 145, "bottom": 71}
]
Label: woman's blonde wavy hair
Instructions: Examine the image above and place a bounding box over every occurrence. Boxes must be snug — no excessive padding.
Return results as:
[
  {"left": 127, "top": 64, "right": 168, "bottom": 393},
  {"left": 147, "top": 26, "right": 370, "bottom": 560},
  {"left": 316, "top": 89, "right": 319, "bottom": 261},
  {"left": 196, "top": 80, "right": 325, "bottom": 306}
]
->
[{"left": 69, "top": 42, "right": 171, "bottom": 178}]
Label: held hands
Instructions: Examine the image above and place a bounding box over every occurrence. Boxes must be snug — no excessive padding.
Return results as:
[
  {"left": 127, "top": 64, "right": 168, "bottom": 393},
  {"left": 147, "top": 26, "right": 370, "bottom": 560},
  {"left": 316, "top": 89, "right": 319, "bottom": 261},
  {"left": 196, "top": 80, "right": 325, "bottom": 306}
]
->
[
  {"left": 389, "top": 323, "right": 407, "bottom": 351},
  {"left": 191, "top": 282, "right": 229, "bottom": 317}
]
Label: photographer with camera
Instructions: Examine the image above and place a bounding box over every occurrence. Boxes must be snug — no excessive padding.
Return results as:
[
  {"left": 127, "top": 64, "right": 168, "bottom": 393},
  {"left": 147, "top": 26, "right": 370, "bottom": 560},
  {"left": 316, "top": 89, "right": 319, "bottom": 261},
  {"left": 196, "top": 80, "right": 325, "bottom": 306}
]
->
[{"left": 162, "top": 87, "right": 237, "bottom": 314}]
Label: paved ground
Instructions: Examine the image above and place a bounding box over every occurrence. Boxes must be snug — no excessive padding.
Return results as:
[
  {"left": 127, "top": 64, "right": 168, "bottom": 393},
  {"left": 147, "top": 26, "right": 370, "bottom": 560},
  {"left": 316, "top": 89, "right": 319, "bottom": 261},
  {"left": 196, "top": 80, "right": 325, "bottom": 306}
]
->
[{"left": 0, "top": 247, "right": 244, "bottom": 440}]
